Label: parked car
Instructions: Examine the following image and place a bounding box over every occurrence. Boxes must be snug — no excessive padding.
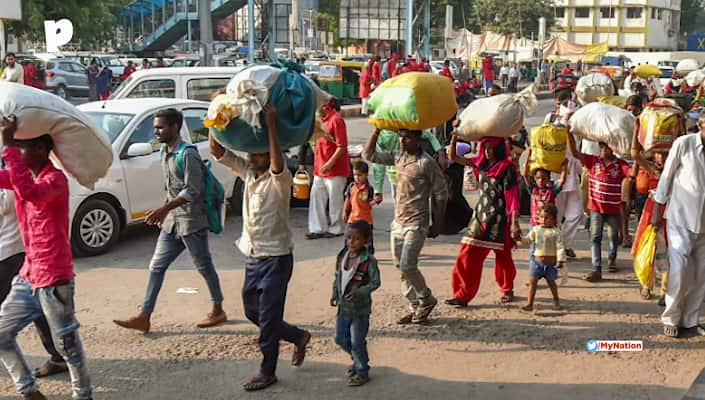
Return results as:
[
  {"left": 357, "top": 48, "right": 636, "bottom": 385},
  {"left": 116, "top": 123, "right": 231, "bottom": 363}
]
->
[
  {"left": 45, "top": 59, "right": 90, "bottom": 100},
  {"left": 170, "top": 57, "right": 200, "bottom": 68},
  {"left": 74, "top": 98, "right": 242, "bottom": 256},
  {"left": 109, "top": 66, "right": 244, "bottom": 102}
]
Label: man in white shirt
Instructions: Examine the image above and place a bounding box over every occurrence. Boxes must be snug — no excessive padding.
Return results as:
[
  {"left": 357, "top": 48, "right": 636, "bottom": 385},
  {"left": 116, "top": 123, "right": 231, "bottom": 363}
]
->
[
  {"left": 653, "top": 115, "right": 705, "bottom": 338},
  {"left": 0, "top": 53, "right": 24, "bottom": 84},
  {"left": 508, "top": 63, "right": 519, "bottom": 93},
  {"left": 500, "top": 64, "right": 509, "bottom": 87},
  {"left": 209, "top": 104, "right": 311, "bottom": 391}
]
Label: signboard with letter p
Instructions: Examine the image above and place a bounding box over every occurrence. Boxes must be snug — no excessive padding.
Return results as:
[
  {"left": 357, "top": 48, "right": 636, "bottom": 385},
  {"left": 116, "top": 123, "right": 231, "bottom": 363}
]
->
[{"left": 687, "top": 33, "right": 705, "bottom": 52}]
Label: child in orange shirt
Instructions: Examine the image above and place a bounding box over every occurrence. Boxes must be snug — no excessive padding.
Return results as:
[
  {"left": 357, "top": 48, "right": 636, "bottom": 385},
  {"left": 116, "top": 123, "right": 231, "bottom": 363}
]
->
[{"left": 344, "top": 162, "right": 375, "bottom": 253}]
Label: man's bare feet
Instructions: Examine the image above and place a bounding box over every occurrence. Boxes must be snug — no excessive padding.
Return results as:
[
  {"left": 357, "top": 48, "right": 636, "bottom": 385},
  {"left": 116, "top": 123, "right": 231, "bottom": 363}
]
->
[{"left": 552, "top": 301, "right": 561, "bottom": 311}]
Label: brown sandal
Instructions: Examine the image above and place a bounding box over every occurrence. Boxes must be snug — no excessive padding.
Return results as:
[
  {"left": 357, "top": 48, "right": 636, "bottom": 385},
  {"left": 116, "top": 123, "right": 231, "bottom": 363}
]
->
[
  {"left": 663, "top": 325, "right": 679, "bottom": 338},
  {"left": 291, "top": 331, "right": 311, "bottom": 367},
  {"left": 243, "top": 375, "right": 277, "bottom": 391},
  {"left": 500, "top": 291, "right": 514, "bottom": 304},
  {"left": 32, "top": 360, "right": 68, "bottom": 378},
  {"left": 583, "top": 271, "right": 602, "bottom": 282}
]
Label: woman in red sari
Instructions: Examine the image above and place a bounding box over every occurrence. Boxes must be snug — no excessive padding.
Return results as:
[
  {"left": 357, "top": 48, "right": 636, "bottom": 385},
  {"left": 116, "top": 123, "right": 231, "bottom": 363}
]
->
[{"left": 445, "top": 135, "right": 522, "bottom": 307}]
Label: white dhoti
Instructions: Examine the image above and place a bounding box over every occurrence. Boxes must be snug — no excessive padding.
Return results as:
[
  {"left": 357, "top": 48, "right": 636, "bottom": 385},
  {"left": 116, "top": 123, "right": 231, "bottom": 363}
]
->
[
  {"left": 556, "top": 189, "right": 582, "bottom": 250},
  {"left": 308, "top": 175, "right": 347, "bottom": 235},
  {"left": 661, "top": 224, "right": 705, "bottom": 328}
]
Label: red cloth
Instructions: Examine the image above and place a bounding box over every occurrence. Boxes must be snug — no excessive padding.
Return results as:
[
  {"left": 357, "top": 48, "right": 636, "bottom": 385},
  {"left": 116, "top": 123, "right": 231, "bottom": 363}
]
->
[
  {"left": 371, "top": 61, "right": 382, "bottom": 85},
  {"left": 631, "top": 196, "right": 667, "bottom": 257},
  {"left": 401, "top": 66, "right": 412, "bottom": 74},
  {"left": 387, "top": 58, "right": 397, "bottom": 78},
  {"left": 359, "top": 71, "right": 372, "bottom": 98},
  {"left": 482, "top": 57, "right": 495, "bottom": 81},
  {"left": 452, "top": 237, "right": 516, "bottom": 303},
  {"left": 122, "top": 65, "right": 137, "bottom": 80},
  {"left": 314, "top": 111, "right": 350, "bottom": 178},
  {"left": 440, "top": 66, "right": 453, "bottom": 80},
  {"left": 0, "top": 147, "right": 73, "bottom": 288},
  {"left": 22, "top": 63, "right": 35, "bottom": 86},
  {"left": 561, "top": 67, "right": 573, "bottom": 74},
  {"left": 529, "top": 185, "right": 559, "bottom": 225},
  {"left": 583, "top": 155, "right": 631, "bottom": 215}
]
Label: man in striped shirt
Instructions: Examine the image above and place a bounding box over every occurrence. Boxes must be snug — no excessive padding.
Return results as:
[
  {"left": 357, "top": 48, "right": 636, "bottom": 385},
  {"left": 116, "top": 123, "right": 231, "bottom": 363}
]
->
[{"left": 567, "top": 134, "right": 631, "bottom": 282}]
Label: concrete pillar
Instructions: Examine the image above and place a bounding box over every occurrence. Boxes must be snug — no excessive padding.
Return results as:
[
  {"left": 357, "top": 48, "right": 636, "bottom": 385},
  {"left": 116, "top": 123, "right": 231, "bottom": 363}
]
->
[
  {"left": 405, "top": 0, "right": 413, "bottom": 56},
  {"left": 248, "top": 0, "right": 255, "bottom": 63},
  {"left": 199, "top": 0, "right": 213, "bottom": 65}
]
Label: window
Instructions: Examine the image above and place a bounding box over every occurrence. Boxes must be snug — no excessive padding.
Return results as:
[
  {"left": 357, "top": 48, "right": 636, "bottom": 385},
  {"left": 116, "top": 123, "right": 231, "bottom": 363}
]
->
[
  {"left": 70, "top": 63, "right": 86, "bottom": 74},
  {"left": 186, "top": 78, "right": 230, "bottom": 101},
  {"left": 127, "top": 79, "right": 175, "bottom": 99},
  {"left": 85, "top": 112, "right": 135, "bottom": 143},
  {"left": 58, "top": 63, "right": 73, "bottom": 73},
  {"left": 275, "top": 4, "right": 291, "bottom": 43},
  {"left": 124, "top": 116, "right": 160, "bottom": 155},
  {"left": 574, "top": 7, "right": 590, "bottom": 18},
  {"left": 658, "top": 9, "right": 663, "bottom": 20},
  {"left": 319, "top": 64, "right": 340, "bottom": 78},
  {"left": 626, "top": 7, "right": 643, "bottom": 18},
  {"left": 555, "top": 7, "right": 565, "bottom": 18},
  {"left": 183, "top": 108, "right": 209, "bottom": 143},
  {"left": 600, "top": 7, "right": 615, "bottom": 18}
]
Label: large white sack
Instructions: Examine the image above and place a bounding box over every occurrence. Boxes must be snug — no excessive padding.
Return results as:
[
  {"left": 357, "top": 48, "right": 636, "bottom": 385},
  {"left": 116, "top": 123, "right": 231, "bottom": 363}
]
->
[
  {"left": 575, "top": 73, "right": 614, "bottom": 105},
  {"left": 676, "top": 59, "right": 699, "bottom": 75},
  {"left": 686, "top": 69, "right": 705, "bottom": 88},
  {"left": 569, "top": 102, "right": 634, "bottom": 158},
  {"left": 0, "top": 82, "right": 113, "bottom": 189},
  {"left": 455, "top": 84, "right": 538, "bottom": 141}
]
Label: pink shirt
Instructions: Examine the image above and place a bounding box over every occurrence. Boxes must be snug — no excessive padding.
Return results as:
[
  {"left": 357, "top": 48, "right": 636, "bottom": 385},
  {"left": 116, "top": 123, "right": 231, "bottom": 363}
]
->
[{"left": 0, "top": 147, "right": 74, "bottom": 288}]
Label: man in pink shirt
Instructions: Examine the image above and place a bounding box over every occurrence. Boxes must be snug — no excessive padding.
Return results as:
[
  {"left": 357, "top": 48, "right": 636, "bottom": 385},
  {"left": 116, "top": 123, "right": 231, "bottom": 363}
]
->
[{"left": 0, "top": 115, "right": 92, "bottom": 400}]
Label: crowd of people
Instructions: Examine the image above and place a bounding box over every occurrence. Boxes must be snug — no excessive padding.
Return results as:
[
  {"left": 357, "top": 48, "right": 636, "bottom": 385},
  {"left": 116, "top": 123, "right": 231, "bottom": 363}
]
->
[{"left": 0, "top": 53, "right": 704, "bottom": 399}]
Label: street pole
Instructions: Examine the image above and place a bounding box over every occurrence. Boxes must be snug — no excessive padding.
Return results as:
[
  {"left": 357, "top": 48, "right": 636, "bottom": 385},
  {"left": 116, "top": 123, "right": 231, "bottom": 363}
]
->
[
  {"left": 199, "top": 0, "right": 213, "bottom": 66},
  {"left": 268, "top": 0, "right": 275, "bottom": 60},
  {"left": 247, "top": 0, "right": 255, "bottom": 63},
  {"left": 405, "top": 0, "right": 413, "bottom": 56},
  {"left": 423, "top": 0, "right": 430, "bottom": 58},
  {"left": 0, "top": 20, "right": 5, "bottom": 61}
]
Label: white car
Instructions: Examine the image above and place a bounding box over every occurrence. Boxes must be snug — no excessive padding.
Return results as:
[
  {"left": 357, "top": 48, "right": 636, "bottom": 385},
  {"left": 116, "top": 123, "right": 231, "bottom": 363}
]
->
[
  {"left": 73, "top": 98, "right": 242, "bottom": 256},
  {"left": 659, "top": 66, "right": 674, "bottom": 88}
]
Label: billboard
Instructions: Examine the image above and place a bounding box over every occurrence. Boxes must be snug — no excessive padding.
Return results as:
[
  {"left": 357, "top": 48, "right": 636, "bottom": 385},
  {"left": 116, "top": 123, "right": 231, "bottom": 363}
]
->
[
  {"left": 339, "top": 0, "right": 407, "bottom": 40},
  {"left": 687, "top": 33, "right": 705, "bottom": 52},
  {"left": 0, "top": 0, "right": 21, "bottom": 20}
]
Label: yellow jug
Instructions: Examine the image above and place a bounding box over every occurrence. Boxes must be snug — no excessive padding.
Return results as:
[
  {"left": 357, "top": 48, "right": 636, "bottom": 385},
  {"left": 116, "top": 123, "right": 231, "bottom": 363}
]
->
[{"left": 293, "top": 171, "right": 311, "bottom": 200}]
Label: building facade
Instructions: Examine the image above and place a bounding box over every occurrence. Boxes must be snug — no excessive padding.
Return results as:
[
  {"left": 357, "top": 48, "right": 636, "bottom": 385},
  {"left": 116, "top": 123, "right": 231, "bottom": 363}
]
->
[{"left": 549, "top": 0, "right": 681, "bottom": 50}]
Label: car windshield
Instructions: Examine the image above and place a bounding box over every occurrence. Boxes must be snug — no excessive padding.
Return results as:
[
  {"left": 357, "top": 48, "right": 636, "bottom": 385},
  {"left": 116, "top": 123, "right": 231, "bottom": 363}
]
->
[
  {"left": 105, "top": 58, "right": 124, "bottom": 67},
  {"left": 85, "top": 112, "right": 134, "bottom": 143},
  {"left": 110, "top": 75, "right": 134, "bottom": 99},
  {"left": 319, "top": 65, "right": 339, "bottom": 78},
  {"left": 660, "top": 68, "right": 673, "bottom": 79}
]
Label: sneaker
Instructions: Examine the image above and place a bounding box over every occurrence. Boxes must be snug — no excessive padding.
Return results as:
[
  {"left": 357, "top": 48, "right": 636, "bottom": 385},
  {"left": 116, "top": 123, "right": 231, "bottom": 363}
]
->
[
  {"left": 348, "top": 374, "right": 370, "bottom": 386},
  {"left": 412, "top": 297, "right": 438, "bottom": 323},
  {"left": 396, "top": 312, "right": 415, "bottom": 325}
]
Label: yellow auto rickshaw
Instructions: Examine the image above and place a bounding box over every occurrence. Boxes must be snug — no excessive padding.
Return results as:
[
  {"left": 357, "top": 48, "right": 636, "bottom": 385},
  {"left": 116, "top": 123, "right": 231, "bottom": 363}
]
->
[{"left": 318, "top": 60, "right": 365, "bottom": 102}]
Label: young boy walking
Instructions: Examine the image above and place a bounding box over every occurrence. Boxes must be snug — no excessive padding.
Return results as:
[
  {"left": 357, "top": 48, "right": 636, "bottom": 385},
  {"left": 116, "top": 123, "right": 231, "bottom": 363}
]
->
[
  {"left": 567, "top": 134, "right": 631, "bottom": 282},
  {"left": 519, "top": 204, "right": 565, "bottom": 311},
  {"left": 210, "top": 105, "right": 311, "bottom": 390},
  {"left": 0, "top": 116, "right": 92, "bottom": 400},
  {"left": 344, "top": 162, "right": 375, "bottom": 252},
  {"left": 331, "top": 221, "right": 380, "bottom": 386},
  {"left": 114, "top": 108, "right": 226, "bottom": 332},
  {"left": 364, "top": 128, "right": 448, "bottom": 324}
]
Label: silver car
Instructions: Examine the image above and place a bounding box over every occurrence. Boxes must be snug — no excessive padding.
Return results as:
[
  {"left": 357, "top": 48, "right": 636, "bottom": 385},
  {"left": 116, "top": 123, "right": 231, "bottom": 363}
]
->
[{"left": 45, "top": 59, "right": 89, "bottom": 100}]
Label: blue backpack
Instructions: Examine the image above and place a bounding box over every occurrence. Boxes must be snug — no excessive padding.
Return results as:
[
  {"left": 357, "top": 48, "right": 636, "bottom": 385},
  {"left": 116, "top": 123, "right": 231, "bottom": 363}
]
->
[{"left": 162, "top": 143, "right": 225, "bottom": 234}]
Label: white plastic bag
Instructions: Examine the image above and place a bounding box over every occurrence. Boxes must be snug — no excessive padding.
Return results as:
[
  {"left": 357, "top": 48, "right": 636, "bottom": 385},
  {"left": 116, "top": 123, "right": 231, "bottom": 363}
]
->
[
  {"left": 569, "top": 102, "right": 635, "bottom": 158},
  {"left": 676, "top": 59, "right": 699, "bottom": 75},
  {"left": 575, "top": 73, "right": 614, "bottom": 105},
  {"left": 455, "top": 84, "right": 538, "bottom": 141},
  {"left": 0, "top": 82, "right": 113, "bottom": 189},
  {"left": 686, "top": 69, "right": 705, "bottom": 88},
  {"left": 224, "top": 65, "right": 281, "bottom": 129}
]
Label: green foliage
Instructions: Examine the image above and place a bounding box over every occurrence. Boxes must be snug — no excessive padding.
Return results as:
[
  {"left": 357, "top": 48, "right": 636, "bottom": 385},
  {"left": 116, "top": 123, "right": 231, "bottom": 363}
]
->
[
  {"left": 474, "top": 0, "right": 555, "bottom": 38},
  {"left": 7, "top": 0, "right": 130, "bottom": 47},
  {"left": 681, "top": 0, "right": 705, "bottom": 34}
]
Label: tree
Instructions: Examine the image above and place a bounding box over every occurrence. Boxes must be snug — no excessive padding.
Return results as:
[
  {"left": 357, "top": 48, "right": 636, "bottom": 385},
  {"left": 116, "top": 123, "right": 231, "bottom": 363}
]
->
[
  {"left": 474, "top": 0, "right": 555, "bottom": 38},
  {"left": 680, "top": 0, "right": 705, "bottom": 34},
  {"left": 7, "top": 0, "right": 130, "bottom": 48}
]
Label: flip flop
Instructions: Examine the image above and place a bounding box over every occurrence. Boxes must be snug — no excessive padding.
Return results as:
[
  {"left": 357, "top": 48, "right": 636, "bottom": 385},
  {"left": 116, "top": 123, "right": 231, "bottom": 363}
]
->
[
  {"left": 32, "top": 361, "right": 68, "bottom": 378},
  {"left": 243, "top": 375, "right": 278, "bottom": 391},
  {"left": 500, "top": 291, "right": 514, "bottom": 304},
  {"left": 663, "top": 325, "right": 679, "bottom": 338},
  {"left": 583, "top": 271, "right": 602, "bottom": 282}
]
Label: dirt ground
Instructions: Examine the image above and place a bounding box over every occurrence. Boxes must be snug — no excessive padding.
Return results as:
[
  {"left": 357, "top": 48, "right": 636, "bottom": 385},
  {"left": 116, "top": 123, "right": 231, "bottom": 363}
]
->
[{"left": 0, "top": 203, "right": 702, "bottom": 400}]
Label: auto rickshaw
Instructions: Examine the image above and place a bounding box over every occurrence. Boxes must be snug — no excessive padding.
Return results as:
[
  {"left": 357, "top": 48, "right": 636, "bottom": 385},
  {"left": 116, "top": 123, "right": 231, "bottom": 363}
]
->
[{"left": 318, "top": 60, "right": 365, "bottom": 103}]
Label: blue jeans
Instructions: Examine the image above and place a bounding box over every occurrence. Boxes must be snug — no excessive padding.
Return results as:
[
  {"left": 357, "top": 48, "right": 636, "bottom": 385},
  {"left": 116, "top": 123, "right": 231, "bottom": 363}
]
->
[
  {"left": 0, "top": 277, "right": 91, "bottom": 399},
  {"left": 142, "top": 228, "right": 224, "bottom": 314},
  {"left": 242, "top": 254, "right": 306, "bottom": 377},
  {"left": 590, "top": 211, "right": 620, "bottom": 272},
  {"left": 335, "top": 313, "right": 370, "bottom": 376}
]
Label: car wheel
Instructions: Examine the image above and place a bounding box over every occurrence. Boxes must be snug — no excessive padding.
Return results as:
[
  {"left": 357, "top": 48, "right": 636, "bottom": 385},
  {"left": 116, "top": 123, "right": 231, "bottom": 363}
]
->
[
  {"left": 55, "top": 84, "right": 70, "bottom": 100},
  {"left": 229, "top": 178, "right": 244, "bottom": 216},
  {"left": 71, "top": 199, "right": 120, "bottom": 257}
]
